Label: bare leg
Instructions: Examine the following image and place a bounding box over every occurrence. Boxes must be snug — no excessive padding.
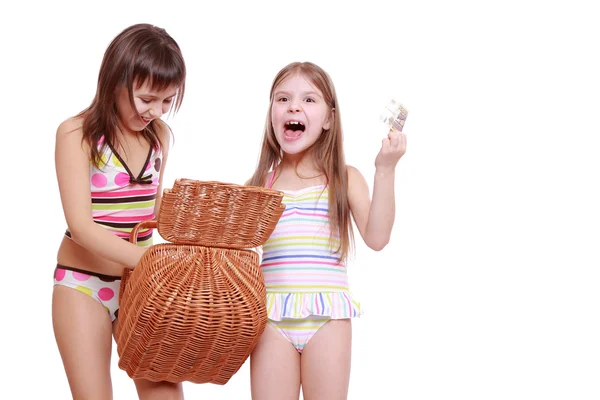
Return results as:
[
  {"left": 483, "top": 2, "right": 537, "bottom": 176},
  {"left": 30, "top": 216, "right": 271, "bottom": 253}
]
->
[
  {"left": 251, "top": 323, "right": 301, "bottom": 400},
  {"left": 52, "top": 286, "right": 114, "bottom": 400},
  {"left": 134, "top": 379, "right": 184, "bottom": 400},
  {"left": 301, "top": 319, "right": 352, "bottom": 400},
  {"left": 111, "top": 319, "right": 184, "bottom": 400}
]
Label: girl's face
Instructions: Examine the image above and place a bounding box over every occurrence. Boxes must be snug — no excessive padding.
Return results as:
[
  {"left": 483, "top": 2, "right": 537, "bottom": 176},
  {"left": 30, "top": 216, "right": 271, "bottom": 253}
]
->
[
  {"left": 116, "top": 80, "right": 178, "bottom": 134},
  {"left": 271, "top": 73, "right": 332, "bottom": 157}
]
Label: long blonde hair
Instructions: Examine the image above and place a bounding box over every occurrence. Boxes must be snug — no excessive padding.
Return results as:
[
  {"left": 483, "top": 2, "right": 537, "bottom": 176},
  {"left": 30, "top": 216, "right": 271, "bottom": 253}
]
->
[{"left": 248, "top": 62, "right": 354, "bottom": 262}]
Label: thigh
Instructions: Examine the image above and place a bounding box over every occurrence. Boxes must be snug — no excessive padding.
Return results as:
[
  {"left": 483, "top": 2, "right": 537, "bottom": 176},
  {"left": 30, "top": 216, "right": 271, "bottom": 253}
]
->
[
  {"left": 52, "top": 285, "right": 114, "bottom": 400},
  {"left": 133, "top": 379, "right": 184, "bottom": 400},
  {"left": 301, "top": 319, "right": 352, "bottom": 400},
  {"left": 251, "top": 323, "right": 301, "bottom": 400}
]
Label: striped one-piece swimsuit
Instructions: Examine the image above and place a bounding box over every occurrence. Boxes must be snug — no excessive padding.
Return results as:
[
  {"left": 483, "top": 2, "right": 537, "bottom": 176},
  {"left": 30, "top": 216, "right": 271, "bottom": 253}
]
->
[{"left": 260, "top": 179, "right": 361, "bottom": 352}]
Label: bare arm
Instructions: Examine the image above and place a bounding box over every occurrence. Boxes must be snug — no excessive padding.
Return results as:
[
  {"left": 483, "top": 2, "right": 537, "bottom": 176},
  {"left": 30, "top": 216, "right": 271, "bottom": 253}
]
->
[
  {"left": 55, "top": 119, "right": 146, "bottom": 268},
  {"left": 152, "top": 121, "right": 172, "bottom": 218},
  {"left": 348, "top": 129, "right": 407, "bottom": 251}
]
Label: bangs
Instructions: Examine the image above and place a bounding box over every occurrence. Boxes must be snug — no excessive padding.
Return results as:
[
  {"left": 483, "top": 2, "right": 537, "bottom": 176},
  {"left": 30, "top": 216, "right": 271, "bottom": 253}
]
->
[
  {"left": 271, "top": 62, "right": 334, "bottom": 107},
  {"left": 133, "top": 50, "right": 186, "bottom": 91}
]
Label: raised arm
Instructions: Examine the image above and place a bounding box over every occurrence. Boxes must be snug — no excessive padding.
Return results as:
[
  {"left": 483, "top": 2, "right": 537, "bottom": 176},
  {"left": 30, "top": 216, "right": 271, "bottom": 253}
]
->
[
  {"left": 347, "top": 129, "right": 406, "bottom": 251},
  {"left": 55, "top": 118, "right": 146, "bottom": 268}
]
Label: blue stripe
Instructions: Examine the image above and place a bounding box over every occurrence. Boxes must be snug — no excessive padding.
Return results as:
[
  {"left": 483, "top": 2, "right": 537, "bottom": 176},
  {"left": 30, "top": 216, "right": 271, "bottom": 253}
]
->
[
  {"left": 283, "top": 293, "right": 292, "bottom": 316},
  {"left": 283, "top": 206, "right": 329, "bottom": 212}
]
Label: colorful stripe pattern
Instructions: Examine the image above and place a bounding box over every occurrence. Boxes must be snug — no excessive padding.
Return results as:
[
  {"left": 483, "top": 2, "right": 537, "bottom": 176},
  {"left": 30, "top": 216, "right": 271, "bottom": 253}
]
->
[
  {"left": 82, "top": 138, "right": 161, "bottom": 247},
  {"left": 261, "top": 185, "right": 361, "bottom": 320}
]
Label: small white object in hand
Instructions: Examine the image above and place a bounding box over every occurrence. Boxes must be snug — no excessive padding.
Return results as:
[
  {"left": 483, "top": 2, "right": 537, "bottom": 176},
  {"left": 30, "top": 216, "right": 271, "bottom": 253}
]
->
[{"left": 380, "top": 99, "right": 408, "bottom": 132}]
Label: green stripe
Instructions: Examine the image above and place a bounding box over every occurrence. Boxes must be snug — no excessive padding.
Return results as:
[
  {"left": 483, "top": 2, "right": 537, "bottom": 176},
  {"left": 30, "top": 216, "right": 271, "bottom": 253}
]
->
[
  {"left": 137, "top": 238, "right": 152, "bottom": 247},
  {"left": 92, "top": 200, "right": 155, "bottom": 210},
  {"left": 267, "top": 235, "right": 331, "bottom": 243}
]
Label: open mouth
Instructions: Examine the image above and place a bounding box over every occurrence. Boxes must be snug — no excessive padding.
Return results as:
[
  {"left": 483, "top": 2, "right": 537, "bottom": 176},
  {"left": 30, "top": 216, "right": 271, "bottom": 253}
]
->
[{"left": 284, "top": 121, "right": 305, "bottom": 138}]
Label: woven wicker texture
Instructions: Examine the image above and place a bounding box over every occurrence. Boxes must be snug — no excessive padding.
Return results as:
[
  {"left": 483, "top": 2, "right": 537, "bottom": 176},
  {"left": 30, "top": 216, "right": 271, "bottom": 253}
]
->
[
  {"left": 157, "top": 179, "right": 286, "bottom": 248},
  {"left": 115, "top": 180, "right": 284, "bottom": 384}
]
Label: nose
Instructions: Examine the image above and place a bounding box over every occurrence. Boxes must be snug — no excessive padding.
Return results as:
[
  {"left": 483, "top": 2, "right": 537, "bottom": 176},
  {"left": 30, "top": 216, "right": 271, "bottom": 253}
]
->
[
  {"left": 149, "top": 103, "right": 163, "bottom": 118},
  {"left": 287, "top": 99, "right": 301, "bottom": 113}
]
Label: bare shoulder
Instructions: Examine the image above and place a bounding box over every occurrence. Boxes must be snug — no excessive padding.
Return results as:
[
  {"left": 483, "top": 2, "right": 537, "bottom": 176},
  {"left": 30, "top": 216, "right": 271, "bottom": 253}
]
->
[
  {"left": 346, "top": 165, "right": 367, "bottom": 187},
  {"left": 155, "top": 119, "right": 173, "bottom": 153},
  {"left": 56, "top": 116, "right": 84, "bottom": 138},
  {"left": 55, "top": 116, "right": 89, "bottom": 155}
]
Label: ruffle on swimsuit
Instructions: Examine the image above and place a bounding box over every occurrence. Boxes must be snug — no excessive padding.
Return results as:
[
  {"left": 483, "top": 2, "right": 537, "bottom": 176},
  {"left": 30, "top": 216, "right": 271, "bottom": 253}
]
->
[{"left": 266, "top": 291, "right": 362, "bottom": 321}]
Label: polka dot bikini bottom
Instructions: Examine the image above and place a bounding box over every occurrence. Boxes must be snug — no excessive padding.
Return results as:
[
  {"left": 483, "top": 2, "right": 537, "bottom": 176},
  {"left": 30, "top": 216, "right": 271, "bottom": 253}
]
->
[{"left": 53, "top": 265, "right": 121, "bottom": 321}]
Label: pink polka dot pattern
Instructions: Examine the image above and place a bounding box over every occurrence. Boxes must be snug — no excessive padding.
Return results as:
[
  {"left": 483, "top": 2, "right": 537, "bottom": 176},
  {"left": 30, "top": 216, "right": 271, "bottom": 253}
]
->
[
  {"left": 115, "top": 172, "right": 130, "bottom": 186},
  {"left": 53, "top": 267, "right": 121, "bottom": 322},
  {"left": 73, "top": 271, "right": 91, "bottom": 281},
  {"left": 91, "top": 173, "right": 107, "bottom": 188},
  {"left": 146, "top": 161, "right": 152, "bottom": 171},
  {"left": 154, "top": 158, "right": 162, "bottom": 172},
  {"left": 98, "top": 287, "right": 115, "bottom": 301},
  {"left": 55, "top": 268, "right": 66, "bottom": 281},
  {"left": 152, "top": 177, "right": 159, "bottom": 186}
]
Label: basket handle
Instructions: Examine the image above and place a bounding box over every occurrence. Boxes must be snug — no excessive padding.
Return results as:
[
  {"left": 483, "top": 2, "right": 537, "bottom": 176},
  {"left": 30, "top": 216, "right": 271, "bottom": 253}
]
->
[{"left": 129, "top": 220, "right": 158, "bottom": 244}]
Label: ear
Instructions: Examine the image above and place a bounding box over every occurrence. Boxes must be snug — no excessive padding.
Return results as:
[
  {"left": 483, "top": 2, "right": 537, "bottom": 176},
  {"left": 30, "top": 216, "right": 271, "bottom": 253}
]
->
[{"left": 323, "top": 108, "right": 335, "bottom": 130}]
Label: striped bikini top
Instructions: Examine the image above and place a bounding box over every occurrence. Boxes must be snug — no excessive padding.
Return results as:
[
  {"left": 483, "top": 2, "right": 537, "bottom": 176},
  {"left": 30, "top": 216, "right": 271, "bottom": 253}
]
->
[
  {"left": 65, "top": 136, "right": 162, "bottom": 247},
  {"left": 260, "top": 171, "right": 350, "bottom": 293}
]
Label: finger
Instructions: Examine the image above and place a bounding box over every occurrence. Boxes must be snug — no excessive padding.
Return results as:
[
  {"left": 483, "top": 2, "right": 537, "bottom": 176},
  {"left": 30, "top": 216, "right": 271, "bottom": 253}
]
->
[
  {"left": 381, "top": 137, "right": 390, "bottom": 150},
  {"left": 399, "top": 133, "right": 407, "bottom": 153},
  {"left": 389, "top": 131, "right": 400, "bottom": 148}
]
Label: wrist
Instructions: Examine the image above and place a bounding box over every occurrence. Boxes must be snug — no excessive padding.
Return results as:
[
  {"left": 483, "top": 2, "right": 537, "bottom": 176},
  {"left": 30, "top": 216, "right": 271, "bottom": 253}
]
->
[{"left": 374, "top": 167, "right": 396, "bottom": 179}]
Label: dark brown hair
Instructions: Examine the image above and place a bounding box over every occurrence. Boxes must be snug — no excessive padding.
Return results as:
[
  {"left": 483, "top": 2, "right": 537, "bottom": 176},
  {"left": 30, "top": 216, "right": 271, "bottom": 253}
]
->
[
  {"left": 78, "top": 23, "right": 186, "bottom": 166},
  {"left": 248, "top": 62, "right": 354, "bottom": 262}
]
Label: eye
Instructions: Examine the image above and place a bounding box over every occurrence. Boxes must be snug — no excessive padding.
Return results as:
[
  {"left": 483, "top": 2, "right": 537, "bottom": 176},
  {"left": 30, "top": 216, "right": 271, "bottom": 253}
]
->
[
  {"left": 277, "top": 97, "right": 289, "bottom": 102},
  {"left": 140, "top": 98, "right": 152, "bottom": 104},
  {"left": 305, "top": 97, "right": 315, "bottom": 103},
  {"left": 164, "top": 97, "right": 174, "bottom": 104}
]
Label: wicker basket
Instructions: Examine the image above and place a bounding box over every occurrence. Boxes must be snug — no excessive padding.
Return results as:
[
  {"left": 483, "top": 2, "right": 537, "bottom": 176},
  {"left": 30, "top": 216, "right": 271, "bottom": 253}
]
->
[
  {"left": 157, "top": 179, "right": 286, "bottom": 248},
  {"left": 115, "top": 180, "right": 284, "bottom": 384}
]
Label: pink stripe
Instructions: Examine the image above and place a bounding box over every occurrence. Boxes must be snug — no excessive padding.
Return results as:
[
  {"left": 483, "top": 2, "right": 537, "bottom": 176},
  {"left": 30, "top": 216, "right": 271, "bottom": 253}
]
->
[
  {"left": 92, "top": 189, "right": 157, "bottom": 197},
  {"left": 265, "top": 278, "right": 348, "bottom": 284},
  {"left": 261, "top": 261, "right": 340, "bottom": 267},
  {"left": 264, "top": 271, "right": 346, "bottom": 278},
  {"left": 94, "top": 214, "right": 155, "bottom": 222},
  {"left": 269, "top": 229, "right": 332, "bottom": 237}
]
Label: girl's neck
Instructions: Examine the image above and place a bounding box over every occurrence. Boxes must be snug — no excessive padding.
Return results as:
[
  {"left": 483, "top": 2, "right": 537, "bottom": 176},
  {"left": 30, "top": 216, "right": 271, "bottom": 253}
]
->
[
  {"left": 276, "top": 153, "right": 325, "bottom": 188},
  {"left": 280, "top": 152, "right": 318, "bottom": 175}
]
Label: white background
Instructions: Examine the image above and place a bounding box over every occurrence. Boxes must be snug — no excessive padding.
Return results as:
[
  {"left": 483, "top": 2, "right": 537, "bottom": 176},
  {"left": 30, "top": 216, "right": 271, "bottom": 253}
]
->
[{"left": 2, "top": 0, "right": 599, "bottom": 399}]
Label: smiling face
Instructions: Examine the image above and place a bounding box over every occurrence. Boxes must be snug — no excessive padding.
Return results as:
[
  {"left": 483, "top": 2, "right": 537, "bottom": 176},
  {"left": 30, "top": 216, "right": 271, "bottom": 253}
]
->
[
  {"left": 116, "top": 80, "right": 178, "bottom": 134},
  {"left": 270, "top": 73, "right": 332, "bottom": 157}
]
